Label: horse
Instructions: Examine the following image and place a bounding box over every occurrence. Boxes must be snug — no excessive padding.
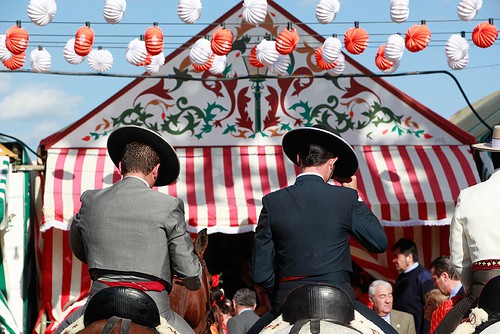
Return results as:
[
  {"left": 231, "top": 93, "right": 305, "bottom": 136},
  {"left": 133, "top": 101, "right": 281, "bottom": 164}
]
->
[{"left": 170, "top": 228, "right": 215, "bottom": 334}]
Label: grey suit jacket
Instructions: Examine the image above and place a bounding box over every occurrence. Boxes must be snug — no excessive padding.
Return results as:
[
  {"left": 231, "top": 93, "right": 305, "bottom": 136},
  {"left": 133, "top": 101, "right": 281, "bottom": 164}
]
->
[
  {"left": 227, "top": 309, "right": 260, "bottom": 334},
  {"left": 391, "top": 309, "right": 416, "bottom": 334},
  {"left": 70, "top": 176, "right": 202, "bottom": 290}
]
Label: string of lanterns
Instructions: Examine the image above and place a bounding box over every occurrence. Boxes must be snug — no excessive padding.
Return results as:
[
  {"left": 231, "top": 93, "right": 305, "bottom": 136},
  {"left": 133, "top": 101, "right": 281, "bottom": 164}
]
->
[{"left": 0, "top": 0, "right": 497, "bottom": 75}]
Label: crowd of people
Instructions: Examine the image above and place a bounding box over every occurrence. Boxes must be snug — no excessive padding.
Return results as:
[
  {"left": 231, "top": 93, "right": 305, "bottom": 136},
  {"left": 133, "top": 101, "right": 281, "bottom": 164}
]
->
[{"left": 55, "top": 123, "right": 500, "bottom": 334}]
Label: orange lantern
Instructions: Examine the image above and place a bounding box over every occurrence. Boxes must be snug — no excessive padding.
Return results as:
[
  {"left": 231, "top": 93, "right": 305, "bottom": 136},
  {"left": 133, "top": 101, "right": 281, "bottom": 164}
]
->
[
  {"left": 315, "top": 46, "right": 337, "bottom": 70},
  {"left": 74, "top": 22, "right": 95, "bottom": 57},
  {"left": 276, "top": 23, "right": 299, "bottom": 55},
  {"left": 5, "top": 21, "right": 29, "bottom": 55},
  {"left": 249, "top": 45, "right": 264, "bottom": 68},
  {"left": 2, "top": 51, "right": 25, "bottom": 70},
  {"left": 472, "top": 19, "right": 498, "bottom": 48},
  {"left": 343, "top": 22, "right": 369, "bottom": 55},
  {"left": 375, "top": 44, "right": 393, "bottom": 71},
  {"left": 136, "top": 53, "right": 152, "bottom": 66},
  {"left": 193, "top": 53, "right": 214, "bottom": 71},
  {"left": 405, "top": 21, "right": 431, "bottom": 53},
  {"left": 145, "top": 23, "right": 164, "bottom": 56},
  {"left": 211, "top": 25, "right": 233, "bottom": 56}
]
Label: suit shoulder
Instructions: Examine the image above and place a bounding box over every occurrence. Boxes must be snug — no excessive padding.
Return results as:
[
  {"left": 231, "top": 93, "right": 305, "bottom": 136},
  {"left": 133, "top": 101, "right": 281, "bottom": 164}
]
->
[{"left": 392, "top": 309, "right": 413, "bottom": 319}]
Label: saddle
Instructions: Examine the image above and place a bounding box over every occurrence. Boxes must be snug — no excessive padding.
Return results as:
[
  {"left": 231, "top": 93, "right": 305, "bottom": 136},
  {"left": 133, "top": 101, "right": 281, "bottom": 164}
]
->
[
  {"left": 84, "top": 287, "right": 161, "bottom": 330},
  {"left": 282, "top": 284, "right": 360, "bottom": 334}
]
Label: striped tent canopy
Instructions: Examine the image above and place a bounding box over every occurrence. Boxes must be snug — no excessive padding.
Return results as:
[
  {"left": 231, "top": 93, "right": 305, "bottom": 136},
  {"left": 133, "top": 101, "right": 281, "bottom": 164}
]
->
[{"left": 35, "top": 0, "right": 479, "bottom": 331}]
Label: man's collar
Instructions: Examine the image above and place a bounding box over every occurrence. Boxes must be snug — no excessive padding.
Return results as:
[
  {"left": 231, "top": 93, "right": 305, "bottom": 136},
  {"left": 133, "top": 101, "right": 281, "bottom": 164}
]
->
[
  {"left": 124, "top": 175, "right": 150, "bottom": 187},
  {"left": 404, "top": 262, "right": 419, "bottom": 273}
]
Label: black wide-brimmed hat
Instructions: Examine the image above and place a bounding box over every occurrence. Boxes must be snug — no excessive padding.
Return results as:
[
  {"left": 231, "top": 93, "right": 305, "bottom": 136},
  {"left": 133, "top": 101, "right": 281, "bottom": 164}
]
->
[
  {"left": 107, "top": 126, "right": 180, "bottom": 186},
  {"left": 282, "top": 124, "right": 359, "bottom": 178},
  {"left": 478, "top": 275, "right": 500, "bottom": 315}
]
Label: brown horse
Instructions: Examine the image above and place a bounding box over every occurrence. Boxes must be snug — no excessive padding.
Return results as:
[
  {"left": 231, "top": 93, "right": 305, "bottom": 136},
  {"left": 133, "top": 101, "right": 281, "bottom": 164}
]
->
[{"left": 170, "top": 228, "right": 215, "bottom": 334}]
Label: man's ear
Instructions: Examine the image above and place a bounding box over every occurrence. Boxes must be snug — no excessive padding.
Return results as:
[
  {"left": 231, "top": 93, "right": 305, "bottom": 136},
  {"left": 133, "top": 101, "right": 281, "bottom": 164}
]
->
[
  {"left": 153, "top": 163, "right": 160, "bottom": 178},
  {"left": 118, "top": 161, "right": 123, "bottom": 173}
]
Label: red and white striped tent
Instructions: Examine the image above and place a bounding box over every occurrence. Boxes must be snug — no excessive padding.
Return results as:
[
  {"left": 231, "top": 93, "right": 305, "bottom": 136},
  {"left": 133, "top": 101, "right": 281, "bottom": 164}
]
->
[{"left": 34, "top": 1, "right": 479, "bottom": 331}]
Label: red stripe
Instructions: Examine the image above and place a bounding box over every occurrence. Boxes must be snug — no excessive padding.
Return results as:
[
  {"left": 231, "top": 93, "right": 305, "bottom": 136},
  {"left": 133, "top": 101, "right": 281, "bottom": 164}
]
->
[
  {"left": 203, "top": 147, "right": 217, "bottom": 227},
  {"left": 421, "top": 226, "right": 433, "bottom": 266},
  {"left": 94, "top": 148, "right": 107, "bottom": 189},
  {"left": 384, "top": 226, "right": 397, "bottom": 268},
  {"left": 258, "top": 146, "right": 271, "bottom": 196},
  {"left": 61, "top": 230, "right": 73, "bottom": 310},
  {"left": 433, "top": 146, "right": 460, "bottom": 206},
  {"left": 166, "top": 148, "right": 178, "bottom": 198},
  {"left": 450, "top": 146, "right": 479, "bottom": 188},
  {"left": 363, "top": 146, "right": 391, "bottom": 220},
  {"left": 273, "top": 146, "right": 288, "bottom": 189},
  {"left": 240, "top": 146, "right": 257, "bottom": 225},
  {"left": 440, "top": 225, "right": 450, "bottom": 256},
  {"left": 415, "top": 146, "right": 446, "bottom": 219},
  {"left": 398, "top": 146, "right": 428, "bottom": 220},
  {"left": 53, "top": 149, "right": 69, "bottom": 223},
  {"left": 223, "top": 147, "right": 239, "bottom": 227},
  {"left": 185, "top": 147, "right": 198, "bottom": 227},
  {"left": 351, "top": 248, "right": 396, "bottom": 281},
  {"left": 381, "top": 146, "right": 409, "bottom": 220}
]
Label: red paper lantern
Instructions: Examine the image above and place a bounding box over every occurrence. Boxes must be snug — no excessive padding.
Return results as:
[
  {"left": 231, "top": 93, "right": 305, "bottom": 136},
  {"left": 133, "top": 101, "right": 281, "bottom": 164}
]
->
[
  {"left": 145, "top": 23, "right": 164, "bottom": 56},
  {"left": 2, "top": 51, "right": 25, "bottom": 70},
  {"left": 249, "top": 45, "right": 264, "bottom": 68},
  {"left": 375, "top": 44, "right": 393, "bottom": 71},
  {"left": 211, "top": 26, "right": 233, "bottom": 56},
  {"left": 136, "top": 53, "right": 152, "bottom": 66},
  {"left": 192, "top": 53, "right": 214, "bottom": 71},
  {"left": 472, "top": 20, "right": 498, "bottom": 48},
  {"left": 405, "top": 23, "right": 431, "bottom": 53},
  {"left": 315, "top": 46, "right": 337, "bottom": 70},
  {"left": 344, "top": 23, "right": 369, "bottom": 55},
  {"left": 74, "top": 23, "right": 95, "bottom": 57},
  {"left": 276, "top": 25, "right": 299, "bottom": 55},
  {"left": 5, "top": 23, "right": 29, "bottom": 55}
]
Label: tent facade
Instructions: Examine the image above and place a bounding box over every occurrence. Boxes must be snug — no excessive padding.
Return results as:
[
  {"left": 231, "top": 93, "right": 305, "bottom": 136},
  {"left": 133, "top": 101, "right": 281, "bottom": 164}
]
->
[{"left": 35, "top": 1, "right": 479, "bottom": 330}]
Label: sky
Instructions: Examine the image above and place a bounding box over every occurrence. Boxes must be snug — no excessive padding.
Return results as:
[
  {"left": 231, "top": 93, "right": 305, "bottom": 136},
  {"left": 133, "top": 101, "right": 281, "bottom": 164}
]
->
[{"left": 0, "top": 0, "right": 499, "bottom": 160}]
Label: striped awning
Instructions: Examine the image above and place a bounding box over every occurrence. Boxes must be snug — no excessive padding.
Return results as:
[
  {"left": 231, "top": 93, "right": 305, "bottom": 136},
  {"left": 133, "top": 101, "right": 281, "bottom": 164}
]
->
[
  {"left": 41, "top": 144, "right": 479, "bottom": 232},
  {"left": 0, "top": 157, "right": 8, "bottom": 230}
]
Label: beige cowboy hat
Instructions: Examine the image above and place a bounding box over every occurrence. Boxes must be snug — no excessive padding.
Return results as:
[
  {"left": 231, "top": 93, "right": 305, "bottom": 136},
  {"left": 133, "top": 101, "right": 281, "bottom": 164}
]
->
[
  {"left": 472, "top": 125, "right": 500, "bottom": 152},
  {"left": 107, "top": 126, "right": 180, "bottom": 186},
  {"left": 282, "top": 123, "right": 359, "bottom": 178}
]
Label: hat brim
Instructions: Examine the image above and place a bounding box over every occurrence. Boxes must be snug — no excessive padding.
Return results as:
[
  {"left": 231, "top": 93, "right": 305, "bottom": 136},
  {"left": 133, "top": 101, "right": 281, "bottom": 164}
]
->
[
  {"left": 472, "top": 143, "right": 500, "bottom": 152},
  {"left": 107, "top": 126, "right": 180, "bottom": 186},
  {"left": 282, "top": 127, "right": 358, "bottom": 178}
]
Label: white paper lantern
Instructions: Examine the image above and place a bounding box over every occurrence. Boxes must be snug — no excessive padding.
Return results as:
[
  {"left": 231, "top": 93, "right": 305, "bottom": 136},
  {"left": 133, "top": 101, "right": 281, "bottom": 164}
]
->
[
  {"left": 447, "top": 53, "right": 469, "bottom": 70},
  {"left": 268, "top": 54, "right": 290, "bottom": 75},
  {"left": 0, "top": 35, "right": 13, "bottom": 62},
  {"left": 242, "top": 0, "right": 267, "bottom": 25},
  {"left": 209, "top": 54, "right": 227, "bottom": 75},
  {"left": 384, "top": 34, "right": 405, "bottom": 62},
  {"left": 27, "top": 0, "right": 57, "bottom": 26},
  {"left": 126, "top": 38, "right": 147, "bottom": 65},
  {"left": 390, "top": 0, "right": 409, "bottom": 23},
  {"left": 145, "top": 53, "right": 165, "bottom": 74},
  {"left": 321, "top": 36, "right": 342, "bottom": 64},
  {"left": 315, "top": 0, "right": 340, "bottom": 24},
  {"left": 327, "top": 53, "right": 345, "bottom": 76},
  {"left": 103, "top": 0, "right": 126, "bottom": 24},
  {"left": 30, "top": 47, "right": 51, "bottom": 72},
  {"left": 384, "top": 59, "right": 400, "bottom": 73},
  {"left": 63, "top": 38, "right": 85, "bottom": 65},
  {"left": 189, "top": 38, "right": 212, "bottom": 66},
  {"left": 256, "top": 39, "right": 279, "bottom": 66},
  {"left": 457, "top": 0, "right": 483, "bottom": 22},
  {"left": 88, "top": 48, "right": 113, "bottom": 72},
  {"left": 178, "top": 0, "right": 202, "bottom": 24},
  {"left": 445, "top": 34, "right": 469, "bottom": 61}
]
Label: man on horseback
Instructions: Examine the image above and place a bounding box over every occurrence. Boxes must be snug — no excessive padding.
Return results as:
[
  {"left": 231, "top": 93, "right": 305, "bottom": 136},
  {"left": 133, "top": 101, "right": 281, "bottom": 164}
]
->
[
  {"left": 55, "top": 125, "right": 203, "bottom": 333},
  {"left": 248, "top": 124, "right": 397, "bottom": 334}
]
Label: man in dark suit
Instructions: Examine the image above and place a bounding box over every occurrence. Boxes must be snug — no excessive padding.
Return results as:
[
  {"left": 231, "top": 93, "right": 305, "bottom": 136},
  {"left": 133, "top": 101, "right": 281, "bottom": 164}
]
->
[
  {"left": 227, "top": 288, "right": 259, "bottom": 334},
  {"left": 248, "top": 124, "right": 396, "bottom": 334},
  {"left": 56, "top": 126, "right": 202, "bottom": 333}
]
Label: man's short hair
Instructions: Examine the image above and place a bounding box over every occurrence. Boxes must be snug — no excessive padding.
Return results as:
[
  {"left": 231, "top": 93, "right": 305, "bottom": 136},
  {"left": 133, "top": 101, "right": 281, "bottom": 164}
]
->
[
  {"left": 430, "top": 255, "right": 459, "bottom": 280},
  {"left": 368, "top": 280, "right": 392, "bottom": 297},
  {"left": 121, "top": 142, "right": 160, "bottom": 176},
  {"left": 391, "top": 238, "right": 419, "bottom": 262},
  {"left": 297, "top": 143, "right": 337, "bottom": 168},
  {"left": 232, "top": 288, "right": 256, "bottom": 307}
]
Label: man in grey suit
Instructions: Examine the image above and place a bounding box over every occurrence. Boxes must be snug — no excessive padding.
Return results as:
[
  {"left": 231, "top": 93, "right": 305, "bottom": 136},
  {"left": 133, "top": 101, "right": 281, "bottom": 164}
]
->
[
  {"left": 56, "top": 126, "right": 202, "bottom": 333},
  {"left": 369, "top": 280, "right": 416, "bottom": 334},
  {"left": 227, "top": 288, "right": 259, "bottom": 334}
]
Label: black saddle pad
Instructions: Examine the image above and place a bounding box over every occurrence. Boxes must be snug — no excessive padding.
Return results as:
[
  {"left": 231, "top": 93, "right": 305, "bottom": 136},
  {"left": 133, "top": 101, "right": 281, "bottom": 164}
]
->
[{"left": 84, "top": 287, "right": 161, "bottom": 328}]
